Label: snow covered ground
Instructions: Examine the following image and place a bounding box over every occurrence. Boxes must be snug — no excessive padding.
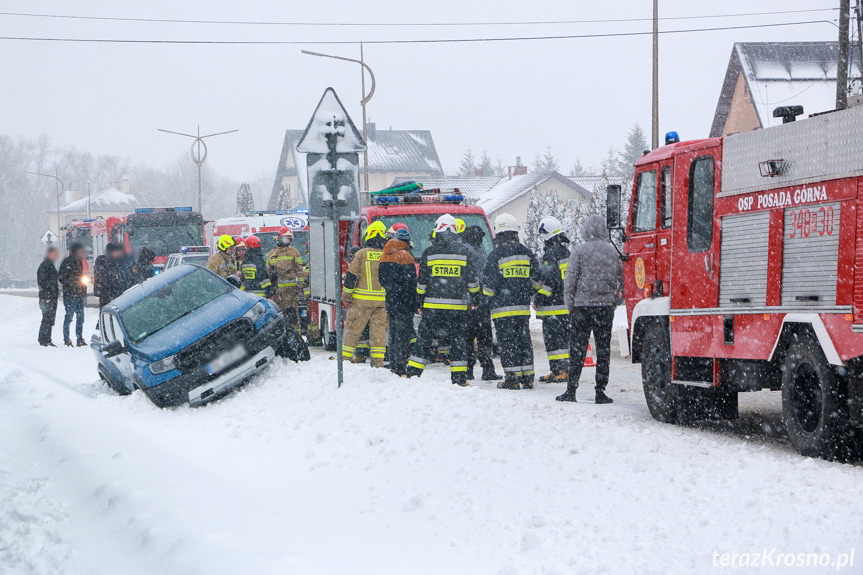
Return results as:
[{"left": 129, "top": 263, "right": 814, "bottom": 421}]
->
[{"left": 1, "top": 293, "right": 861, "bottom": 575}]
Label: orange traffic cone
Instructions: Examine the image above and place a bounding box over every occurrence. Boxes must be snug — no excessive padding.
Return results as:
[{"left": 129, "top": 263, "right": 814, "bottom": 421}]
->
[{"left": 583, "top": 343, "right": 597, "bottom": 367}]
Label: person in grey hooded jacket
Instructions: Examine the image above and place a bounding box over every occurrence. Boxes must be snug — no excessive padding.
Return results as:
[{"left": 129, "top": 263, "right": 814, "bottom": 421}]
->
[{"left": 557, "top": 214, "right": 622, "bottom": 403}]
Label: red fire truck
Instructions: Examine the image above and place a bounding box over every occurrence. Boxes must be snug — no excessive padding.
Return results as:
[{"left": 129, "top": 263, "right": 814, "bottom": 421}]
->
[
  {"left": 313, "top": 189, "right": 494, "bottom": 350},
  {"left": 68, "top": 207, "right": 205, "bottom": 277},
  {"left": 609, "top": 104, "right": 863, "bottom": 460}
]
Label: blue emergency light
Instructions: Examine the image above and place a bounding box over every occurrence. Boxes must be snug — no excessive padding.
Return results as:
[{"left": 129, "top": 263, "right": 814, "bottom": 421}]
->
[
  {"left": 665, "top": 131, "right": 680, "bottom": 145},
  {"left": 371, "top": 189, "right": 465, "bottom": 206},
  {"left": 135, "top": 206, "right": 194, "bottom": 213}
]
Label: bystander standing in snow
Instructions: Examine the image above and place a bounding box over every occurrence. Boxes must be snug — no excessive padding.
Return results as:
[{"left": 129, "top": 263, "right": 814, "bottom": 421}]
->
[
  {"left": 94, "top": 243, "right": 133, "bottom": 308},
  {"left": 58, "top": 243, "right": 88, "bottom": 347},
  {"left": 380, "top": 226, "right": 417, "bottom": 376},
  {"left": 557, "top": 215, "right": 622, "bottom": 404},
  {"left": 36, "top": 245, "right": 60, "bottom": 347}
]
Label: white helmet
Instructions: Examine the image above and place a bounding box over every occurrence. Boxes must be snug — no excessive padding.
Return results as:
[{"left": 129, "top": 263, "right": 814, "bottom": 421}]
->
[
  {"left": 434, "top": 214, "right": 458, "bottom": 235},
  {"left": 494, "top": 213, "right": 519, "bottom": 235},
  {"left": 538, "top": 216, "right": 564, "bottom": 242}
]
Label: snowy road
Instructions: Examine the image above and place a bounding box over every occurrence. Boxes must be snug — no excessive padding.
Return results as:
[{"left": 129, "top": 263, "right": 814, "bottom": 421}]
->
[{"left": 1, "top": 294, "right": 861, "bottom": 575}]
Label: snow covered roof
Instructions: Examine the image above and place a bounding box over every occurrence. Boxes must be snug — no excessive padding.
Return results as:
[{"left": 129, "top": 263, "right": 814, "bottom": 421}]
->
[
  {"left": 269, "top": 126, "right": 444, "bottom": 208},
  {"left": 711, "top": 42, "right": 863, "bottom": 137},
  {"left": 477, "top": 172, "right": 590, "bottom": 215},
  {"left": 568, "top": 175, "right": 626, "bottom": 194},
  {"left": 390, "top": 175, "right": 501, "bottom": 202},
  {"left": 60, "top": 187, "right": 139, "bottom": 213}
]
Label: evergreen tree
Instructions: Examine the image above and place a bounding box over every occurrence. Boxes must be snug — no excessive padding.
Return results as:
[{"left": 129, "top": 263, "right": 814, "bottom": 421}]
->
[
  {"left": 236, "top": 182, "right": 254, "bottom": 215},
  {"left": 458, "top": 147, "right": 476, "bottom": 176},
  {"left": 541, "top": 145, "right": 559, "bottom": 173},
  {"left": 478, "top": 151, "right": 495, "bottom": 177},
  {"left": 494, "top": 158, "right": 506, "bottom": 178},
  {"left": 620, "top": 123, "right": 649, "bottom": 180},
  {"left": 276, "top": 185, "right": 292, "bottom": 210},
  {"left": 569, "top": 159, "right": 586, "bottom": 177},
  {"left": 523, "top": 189, "right": 579, "bottom": 254}
]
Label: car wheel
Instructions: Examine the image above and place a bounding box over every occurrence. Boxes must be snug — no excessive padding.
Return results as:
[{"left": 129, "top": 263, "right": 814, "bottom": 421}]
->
[
  {"left": 641, "top": 324, "right": 678, "bottom": 424},
  {"left": 781, "top": 336, "right": 853, "bottom": 461},
  {"left": 98, "top": 369, "right": 131, "bottom": 396}
]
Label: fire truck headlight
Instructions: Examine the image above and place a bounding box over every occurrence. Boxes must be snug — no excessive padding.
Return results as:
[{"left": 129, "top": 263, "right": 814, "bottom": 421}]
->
[{"left": 81, "top": 276, "right": 91, "bottom": 285}]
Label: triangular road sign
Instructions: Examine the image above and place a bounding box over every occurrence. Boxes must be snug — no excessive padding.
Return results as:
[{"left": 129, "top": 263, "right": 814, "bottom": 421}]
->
[
  {"left": 296, "top": 88, "right": 366, "bottom": 154},
  {"left": 41, "top": 229, "right": 58, "bottom": 245}
]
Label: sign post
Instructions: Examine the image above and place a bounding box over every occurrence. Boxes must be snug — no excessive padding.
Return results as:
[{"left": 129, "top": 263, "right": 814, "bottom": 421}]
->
[
  {"left": 41, "top": 229, "right": 59, "bottom": 246},
  {"left": 297, "top": 88, "right": 366, "bottom": 388}
]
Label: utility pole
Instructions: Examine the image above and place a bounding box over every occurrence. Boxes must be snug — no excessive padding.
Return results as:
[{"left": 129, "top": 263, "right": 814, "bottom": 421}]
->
[
  {"left": 301, "top": 49, "right": 376, "bottom": 192},
  {"left": 26, "top": 170, "right": 64, "bottom": 237},
  {"left": 157, "top": 126, "right": 239, "bottom": 214},
  {"left": 837, "top": 0, "right": 851, "bottom": 110},
  {"left": 652, "top": 0, "right": 660, "bottom": 149},
  {"left": 856, "top": 1, "right": 863, "bottom": 87}
]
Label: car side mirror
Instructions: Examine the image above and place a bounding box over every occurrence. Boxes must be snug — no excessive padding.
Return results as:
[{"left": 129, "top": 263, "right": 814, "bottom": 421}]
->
[
  {"left": 104, "top": 340, "right": 124, "bottom": 358},
  {"left": 606, "top": 185, "right": 623, "bottom": 230},
  {"left": 226, "top": 275, "right": 242, "bottom": 288}
]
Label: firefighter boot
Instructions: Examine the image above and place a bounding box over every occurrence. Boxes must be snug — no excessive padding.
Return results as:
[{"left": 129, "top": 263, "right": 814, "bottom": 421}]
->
[
  {"left": 539, "top": 370, "right": 569, "bottom": 383},
  {"left": 595, "top": 388, "right": 613, "bottom": 404},
  {"left": 466, "top": 365, "right": 475, "bottom": 381},
  {"left": 521, "top": 376, "right": 535, "bottom": 390},
  {"left": 351, "top": 355, "right": 367, "bottom": 364},
  {"left": 370, "top": 358, "right": 385, "bottom": 368},
  {"left": 481, "top": 366, "right": 502, "bottom": 381},
  {"left": 497, "top": 375, "right": 521, "bottom": 390},
  {"left": 556, "top": 385, "right": 578, "bottom": 402}
]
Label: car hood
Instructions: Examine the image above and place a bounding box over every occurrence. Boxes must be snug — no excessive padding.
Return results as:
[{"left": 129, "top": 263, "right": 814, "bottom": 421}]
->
[{"left": 130, "top": 291, "right": 256, "bottom": 361}]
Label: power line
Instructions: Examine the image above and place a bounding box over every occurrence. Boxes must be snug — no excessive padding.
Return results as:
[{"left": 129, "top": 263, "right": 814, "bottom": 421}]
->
[
  {"left": 0, "top": 20, "right": 835, "bottom": 46},
  {"left": 0, "top": 7, "right": 839, "bottom": 28}
]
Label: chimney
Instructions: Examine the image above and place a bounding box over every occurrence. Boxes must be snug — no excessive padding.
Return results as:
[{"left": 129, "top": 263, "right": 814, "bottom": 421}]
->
[
  {"left": 512, "top": 156, "right": 527, "bottom": 176},
  {"left": 117, "top": 178, "right": 130, "bottom": 194},
  {"left": 366, "top": 122, "right": 376, "bottom": 141}
]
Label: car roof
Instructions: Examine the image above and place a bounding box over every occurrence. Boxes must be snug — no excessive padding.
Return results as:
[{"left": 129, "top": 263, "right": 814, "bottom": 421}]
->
[{"left": 108, "top": 264, "right": 210, "bottom": 311}]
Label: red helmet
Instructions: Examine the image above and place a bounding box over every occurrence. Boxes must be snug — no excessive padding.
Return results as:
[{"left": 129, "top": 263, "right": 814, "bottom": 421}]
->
[
  {"left": 387, "top": 222, "right": 409, "bottom": 237},
  {"left": 243, "top": 235, "right": 261, "bottom": 249},
  {"left": 279, "top": 227, "right": 294, "bottom": 238},
  {"left": 233, "top": 236, "right": 246, "bottom": 248}
]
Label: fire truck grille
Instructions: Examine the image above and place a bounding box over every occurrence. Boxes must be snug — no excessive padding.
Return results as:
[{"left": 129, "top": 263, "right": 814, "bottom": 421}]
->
[{"left": 175, "top": 318, "right": 255, "bottom": 372}]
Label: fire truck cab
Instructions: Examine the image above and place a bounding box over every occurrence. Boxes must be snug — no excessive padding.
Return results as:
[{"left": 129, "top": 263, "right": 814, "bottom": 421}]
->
[
  {"left": 314, "top": 189, "right": 493, "bottom": 351},
  {"left": 610, "top": 105, "right": 863, "bottom": 460}
]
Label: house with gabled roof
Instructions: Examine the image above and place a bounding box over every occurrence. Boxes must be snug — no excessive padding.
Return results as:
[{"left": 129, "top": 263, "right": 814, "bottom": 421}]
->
[
  {"left": 268, "top": 123, "right": 444, "bottom": 210},
  {"left": 710, "top": 41, "right": 862, "bottom": 138},
  {"left": 477, "top": 171, "right": 590, "bottom": 224}
]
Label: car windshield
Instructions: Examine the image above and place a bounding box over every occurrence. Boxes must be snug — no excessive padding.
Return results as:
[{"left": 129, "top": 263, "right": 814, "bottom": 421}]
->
[
  {"left": 376, "top": 214, "right": 493, "bottom": 256},
  {"left": 120, "top": 268, "right": 232, "bottom": 342},
  {"left": 256, "top": 231, "right": 310, "bottom": 262},
  {"left": 132, "top": 223, "right": 203, "bottom": 257}
]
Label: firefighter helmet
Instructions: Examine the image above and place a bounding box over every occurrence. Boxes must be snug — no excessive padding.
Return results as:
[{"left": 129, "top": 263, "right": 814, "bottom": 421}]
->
[
  {"left": 217, "top": 234, "right": 236, "bottom": 251},
  {"left": 538, "top": 216, "right": 565, "bottom": 242},
  {"left": 494, "top": 213, "right": 519, "bottom": 235},
  {"left": 243, "top": 235, "right": 261, "bottom": 249},
  {"left": 365, "top": 221, "right": 388, "bottom": 241},
  {"left": 278, "top": 227, "right": 293, "bottom": 245},
  {"left": 455, "top": 218, "right": 466, "bottom": 234},
  {"left": 433, "top": 214, "right": 458, "bottom": 235}
]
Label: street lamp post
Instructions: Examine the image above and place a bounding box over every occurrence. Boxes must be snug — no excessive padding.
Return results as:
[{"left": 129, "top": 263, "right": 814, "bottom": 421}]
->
[
  {"left": 25, "top": 170, "right": 65, "bottom": 238},
  {"left": 157, "top": 126, "right": 239, "bottom": 213},
  {"left": 301, "top": 47, "right": 376, "bottom": 192}
]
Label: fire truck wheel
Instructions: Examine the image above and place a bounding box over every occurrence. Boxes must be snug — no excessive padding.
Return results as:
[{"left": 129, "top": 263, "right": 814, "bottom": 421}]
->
[
  {"left": 781, "top": 337, "right": 853, "bottom": 461},
  {"left": 641, "top": 325, "right": 678, "bottom": 424}
]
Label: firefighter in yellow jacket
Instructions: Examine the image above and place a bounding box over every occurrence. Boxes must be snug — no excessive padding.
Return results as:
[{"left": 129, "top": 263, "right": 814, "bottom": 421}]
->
[
  {"left": 207, "top": 235, "right": 238, "bottom": 279},
  {"left": 342, "top": 221, "right": 389, "bottom": 367},
  {"left": 266, "top": 227, "right": 306, "bottom": 327}
]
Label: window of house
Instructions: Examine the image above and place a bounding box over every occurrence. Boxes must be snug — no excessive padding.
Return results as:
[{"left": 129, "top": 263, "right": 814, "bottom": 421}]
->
[
  {"left": 661, "top": 166, "right": 672, "bottom": 228},
  {"left": 687, "top": 156, "right": 715, "bottom": 253},
  {"left": 633, "top": 170, "right": 657, "bottom": 233}
]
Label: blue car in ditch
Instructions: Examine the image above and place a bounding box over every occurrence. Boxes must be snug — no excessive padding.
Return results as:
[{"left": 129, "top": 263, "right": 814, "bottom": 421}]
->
[{"left": 91, "top": 264, "right": 302, "bottom": 408}]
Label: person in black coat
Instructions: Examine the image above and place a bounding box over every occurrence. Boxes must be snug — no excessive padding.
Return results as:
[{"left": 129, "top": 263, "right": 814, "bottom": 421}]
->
[
  {"left": 94, "top": 243, "right": 134, "bottom": 308},
  {"left": 379, "top": 227, "right": 417, "bottom": 376},
  {"left": 134, "top": 247, "right": 156, "bottom": 284},
  {"left": 37, "top": 245, "right": 60, "bottom": 347},
  {"left": 58, "top": 243, "right": 88, "bottom": 347},
  {"left": 463, "top": 225, "right": 500, "bottom": 381}
]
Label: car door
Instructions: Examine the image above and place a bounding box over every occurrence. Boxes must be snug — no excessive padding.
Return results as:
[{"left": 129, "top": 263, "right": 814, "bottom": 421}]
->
[
  {"left": 624, "top": 168, "right": 659, "bottom": 310},
  {"left": 100, "top": 310, "right": 135, "bottom": 391}
]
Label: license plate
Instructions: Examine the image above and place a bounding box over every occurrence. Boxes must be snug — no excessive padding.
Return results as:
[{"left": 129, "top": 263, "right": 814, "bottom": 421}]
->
[{"left": 206, "top": 345, "right": 247, "bottom": 375}]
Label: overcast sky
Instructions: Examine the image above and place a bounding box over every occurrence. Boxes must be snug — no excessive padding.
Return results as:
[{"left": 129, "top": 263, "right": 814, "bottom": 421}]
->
[{"left": 0, "top": 0, "right": 841, "bottom": 183}]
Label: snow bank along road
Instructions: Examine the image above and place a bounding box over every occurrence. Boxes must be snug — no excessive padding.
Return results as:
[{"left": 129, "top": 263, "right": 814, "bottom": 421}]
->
[{"left": 1, "top": 294, "right": 861, "bottom": 575}]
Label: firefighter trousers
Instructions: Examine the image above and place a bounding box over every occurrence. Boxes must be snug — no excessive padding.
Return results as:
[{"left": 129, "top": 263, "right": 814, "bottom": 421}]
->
[
  {"left": 342, "top": 303, "right": 388, "bottom": 365},
  {"left": 567, "top": 306, "right": 614, "bottom": 391},
  {"left": 493, "top": 316, "right": 534, "bottom": 383},
  {"left": 406, "top": 309, "right": 469, "bottom": 384},
  {"left": 542, "top": 314, "right": 571, "bottom": 372},
  {"left": 465, "top": 306, "right": 494, "bottom": 370},
  {"left": 272, "top": 285, "right": 300, "bottom": 311},
  {"left": 387, "top": 310, "right": 414, "bottom": 375}
]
